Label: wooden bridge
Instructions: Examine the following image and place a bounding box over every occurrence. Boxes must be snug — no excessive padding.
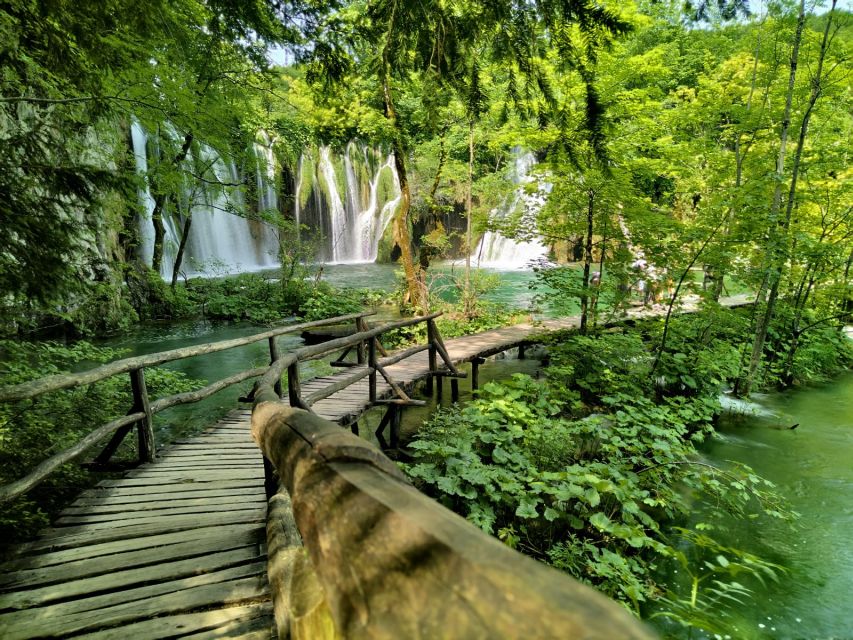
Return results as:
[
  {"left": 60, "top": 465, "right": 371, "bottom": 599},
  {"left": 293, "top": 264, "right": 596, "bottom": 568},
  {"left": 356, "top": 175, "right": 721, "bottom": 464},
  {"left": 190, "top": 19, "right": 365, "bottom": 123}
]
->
[{"left": 0, "top": 295, "right": 752, "bottom": 638}]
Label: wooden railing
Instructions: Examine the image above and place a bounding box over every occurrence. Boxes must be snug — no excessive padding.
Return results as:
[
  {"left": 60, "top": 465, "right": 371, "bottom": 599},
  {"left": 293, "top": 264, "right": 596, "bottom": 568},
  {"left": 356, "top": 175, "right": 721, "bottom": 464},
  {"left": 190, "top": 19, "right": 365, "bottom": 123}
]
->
[
  {"left": 0, "top": 312, "right": 375, "bottom": 504},
  {"left": 251, "top": 403, "right": 658, "bottom": 639}
]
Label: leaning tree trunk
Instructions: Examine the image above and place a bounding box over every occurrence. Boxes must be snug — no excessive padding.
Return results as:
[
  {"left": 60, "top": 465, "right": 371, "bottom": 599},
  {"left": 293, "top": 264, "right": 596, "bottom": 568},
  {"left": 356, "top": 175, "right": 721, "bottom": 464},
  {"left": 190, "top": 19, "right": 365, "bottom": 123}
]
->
[
  {"left": 464, "top": 120, "right": 475, "bottom": 318},
  {"left": 171, "top": 212, "right": 193, "bottom": 288},
  {"left": 380, "top": 5, "right": 423, "bottom": 313},
  {"left": 738, "top": 0, "right": 807, "bottom": 396},
  {"left": 150, "top": 131, "right": 195, "bottom": 276}
]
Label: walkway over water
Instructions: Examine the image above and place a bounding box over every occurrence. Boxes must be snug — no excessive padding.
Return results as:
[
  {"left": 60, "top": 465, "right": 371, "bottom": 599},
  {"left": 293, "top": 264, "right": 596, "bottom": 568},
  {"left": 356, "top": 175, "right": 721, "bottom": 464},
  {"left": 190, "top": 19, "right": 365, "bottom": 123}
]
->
[
  {"left": 0, "top": 411, "right": 269, "bottom": 639},
  {"left": 0, "top": 296, "right": 752, "bottom": 638}
]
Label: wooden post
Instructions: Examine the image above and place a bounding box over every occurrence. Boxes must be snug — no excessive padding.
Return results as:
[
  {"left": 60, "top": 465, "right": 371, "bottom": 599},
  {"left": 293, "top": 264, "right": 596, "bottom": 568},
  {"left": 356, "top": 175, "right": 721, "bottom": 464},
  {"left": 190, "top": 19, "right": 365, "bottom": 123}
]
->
[
  {"left": 288, "top": 362, "right": 302, "bottom": 408},
  {"left": 471, "top": 358, "right": 485, "bottom": 392},
  {"left": 356, "top": 318, "right": 366, "bottom": 364},
  {"left": 389, "top": 405, "right": 401, "bottom": 449},
  {"left": 368, "top": 337, "right": 377, "bottom": 404},
  {"left": 130, "top": 368, "right": 155, "bottom": 463},
  {"left": 268, "top": 336, "right": 282, "bottom": 398},
  {"left": 263, "top": 457, "right": 277, "bottom": 500},
  {"left": 426, "top": 319, "right": 437, "bottom": 396},
  {"left": 450, "top": 378, "right": 459, "bottom": 403}
]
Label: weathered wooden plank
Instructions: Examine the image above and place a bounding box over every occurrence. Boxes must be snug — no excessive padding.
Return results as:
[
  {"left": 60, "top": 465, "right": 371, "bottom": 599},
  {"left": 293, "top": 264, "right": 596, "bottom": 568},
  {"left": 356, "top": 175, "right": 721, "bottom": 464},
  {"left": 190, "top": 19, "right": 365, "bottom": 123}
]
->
[
  {"left": 80, "top": 603, "right": 273, "bottom": 640},
  {"left": 70, "top": 482, "right": 258, "bottom": 508},
  {"left": 0, "top": 547, "right": 265, "bottom": 611},
  {"left": 54, "top": 504, "right": 264, "bottom": 527},
  {"left": 7, "top": 523, "right": 264, "bottom": 566},
  {"left": 63, "top": 495, "right": 265, "bottom": 516},
  {"left": 0, "top": 571, "right": 269, "bottom": 640},
  {"left": 29, "top": 511, "right": 265, "bottom": 551},
  {"left": 83, "top": 480, "right": 262, "bottom": 497},
  {"left": 0, "top": 536, "right": 263, "bottom": 591},
  {"left": 96, "top": 472, "right": 262, "bottom": 488}
]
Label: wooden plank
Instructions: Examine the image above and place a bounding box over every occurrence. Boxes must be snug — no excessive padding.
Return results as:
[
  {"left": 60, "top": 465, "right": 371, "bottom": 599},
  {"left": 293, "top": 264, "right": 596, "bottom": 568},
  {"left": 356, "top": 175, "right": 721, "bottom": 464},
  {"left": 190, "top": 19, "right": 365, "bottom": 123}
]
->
[
  {"left": 0, "top": 547, "right": 265, "bottom": 611},
  {"left": 97, "top": 472, "right": 262, "bottom": 487},
  {"left": 54, "top": 504, "right": 265, "bottom": 527},
  {"left": 6, "top": 523, "right": 264, "bottom": 566},
  {"left": 83, "top": 480, "right": 263, "bottom": 496},
  {"left": 29, "top": 511, "right": 265, "bottom": 551},
  {"left": 70, "top": 486, "right": 262, "bottom": 506},
  {"left": 0, "top": 572, "right": 269, "bottom": 639},
  {"left": 0, "top": 536, "right": 263, "bottom": 591},
  {"left": 62, "top": 495, "right": 266, "bottom": 516},
  {"left": 80, "top": 603, "right": 273, "bottom": 640}
]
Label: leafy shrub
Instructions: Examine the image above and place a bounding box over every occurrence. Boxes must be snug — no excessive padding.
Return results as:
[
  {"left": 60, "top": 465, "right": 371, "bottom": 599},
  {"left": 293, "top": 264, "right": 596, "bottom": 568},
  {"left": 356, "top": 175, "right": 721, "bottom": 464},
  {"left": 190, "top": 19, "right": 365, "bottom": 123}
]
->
[
  {"left": 405, "top": 328, "right": 794, "bottom": 632},
  {"left": 299, "top": 284, "right": 382, "bottom": 321}
]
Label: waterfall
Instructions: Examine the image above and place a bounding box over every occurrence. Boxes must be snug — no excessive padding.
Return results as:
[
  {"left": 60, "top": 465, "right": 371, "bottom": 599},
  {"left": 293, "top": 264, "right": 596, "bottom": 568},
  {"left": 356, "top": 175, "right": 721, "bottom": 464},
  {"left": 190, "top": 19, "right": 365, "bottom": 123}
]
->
[
  {"left": 473, "top": 151, "right": 550, "bottom": 270},
  {"left": 131, "top": 121, "right": 280, "bottom": 278},
  {"left": 133, "top": 128, "right": 401, "bottom": 273},
  {"left": 296, "top": 143, "right": 401, "bottom": 263}
]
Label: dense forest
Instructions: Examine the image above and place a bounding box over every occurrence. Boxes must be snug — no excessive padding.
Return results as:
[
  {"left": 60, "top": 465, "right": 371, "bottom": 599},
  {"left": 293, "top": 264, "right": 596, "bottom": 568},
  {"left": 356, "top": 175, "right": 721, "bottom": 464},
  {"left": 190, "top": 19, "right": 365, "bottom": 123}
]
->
[{"left": 1, "top": 0, "right": 851, "bottom": 637}]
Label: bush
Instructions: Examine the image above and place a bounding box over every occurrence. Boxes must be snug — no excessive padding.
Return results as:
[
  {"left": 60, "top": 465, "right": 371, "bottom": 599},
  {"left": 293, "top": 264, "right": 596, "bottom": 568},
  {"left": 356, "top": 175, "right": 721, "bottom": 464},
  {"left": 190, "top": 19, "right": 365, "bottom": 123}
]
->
[{"left": 405, "top": 327, "right": 794, "bottom": 632}]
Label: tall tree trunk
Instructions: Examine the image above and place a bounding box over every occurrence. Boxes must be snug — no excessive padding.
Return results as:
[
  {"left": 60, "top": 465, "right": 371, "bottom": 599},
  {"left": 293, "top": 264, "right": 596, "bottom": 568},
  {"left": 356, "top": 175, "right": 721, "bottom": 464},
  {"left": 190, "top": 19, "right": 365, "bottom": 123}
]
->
[
  {"left": 464, "top": 120, "right": 475, "bottom": 317},
  {"left": 714, "top": 20, "right": 768, "bottom": 301},
  {"left": 151, "top": 131, "right": 194, "bottom": 275},
  {"left": 738, "top": 0, "right": 807, "bottom": 396},
  {"left": 580, "top": 190, "right": 594, "bottom": 333},
  {"left": 381, "top": 2, "right": 423, "bottom": 312},
  {"left": 592, "top": 213, "right": 607, "bottom": 326},
  {"left": 171, "top": 213, "right": 193, "bottom": 288}
]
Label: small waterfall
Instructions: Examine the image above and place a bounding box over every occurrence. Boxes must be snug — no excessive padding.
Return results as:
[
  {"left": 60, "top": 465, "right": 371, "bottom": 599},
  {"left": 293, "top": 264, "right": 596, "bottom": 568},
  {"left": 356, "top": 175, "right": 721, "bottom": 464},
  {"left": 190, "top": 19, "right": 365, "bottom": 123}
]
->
[
  {"left": 296, "top": 143, "right": 401, "bottom": 263},
  {"left": 131, "top": 121, "right": 280, "bottom": 278},
  {"left": 131, "top": 121, "right": 182, "bottom": 272},
  {"left": 255, "top": 131, "right": 278, "bottom": 214},
  {"left": 318, "top": 146, "right": 351, "bottom": 262},
  {"left": 473, "top": 151, "right": 550, "bottom": 270}
]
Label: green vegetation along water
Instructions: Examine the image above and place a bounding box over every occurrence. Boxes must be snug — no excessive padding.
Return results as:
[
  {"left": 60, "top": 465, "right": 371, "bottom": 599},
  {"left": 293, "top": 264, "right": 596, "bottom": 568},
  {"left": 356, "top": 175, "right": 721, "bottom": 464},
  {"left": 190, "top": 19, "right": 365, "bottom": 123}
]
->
[{"left": 695, "top": 372, "right": 853, "bottom": 639}]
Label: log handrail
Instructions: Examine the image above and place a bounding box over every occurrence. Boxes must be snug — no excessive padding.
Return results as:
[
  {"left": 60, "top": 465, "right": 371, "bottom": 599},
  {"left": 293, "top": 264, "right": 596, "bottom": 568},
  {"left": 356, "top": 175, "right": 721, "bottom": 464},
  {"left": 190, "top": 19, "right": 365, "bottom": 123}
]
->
[
  {"left": 252, "top": 403, "right": 658, "bottom": 639},
  {"left": 0, "top": 312, "right": 374, "bottom": 403},
  {"left": 0, "top": 312, "right": 374, "bottom": 503}
]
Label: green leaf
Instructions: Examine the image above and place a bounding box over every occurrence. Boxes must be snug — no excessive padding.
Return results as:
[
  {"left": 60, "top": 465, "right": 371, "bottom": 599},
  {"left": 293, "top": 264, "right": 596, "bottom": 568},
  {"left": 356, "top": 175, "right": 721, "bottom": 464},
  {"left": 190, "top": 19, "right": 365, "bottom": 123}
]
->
[{"left": 589, "top": 512, "right": 612, "bottom": 530}]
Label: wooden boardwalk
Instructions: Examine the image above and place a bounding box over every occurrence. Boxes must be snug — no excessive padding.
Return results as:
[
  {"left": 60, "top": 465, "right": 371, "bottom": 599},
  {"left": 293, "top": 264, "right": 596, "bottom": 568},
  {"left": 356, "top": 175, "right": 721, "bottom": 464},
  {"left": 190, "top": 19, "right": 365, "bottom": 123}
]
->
[
  {"left": 0, "top": 410, "right": 272, "bottom": 640},
  {"left": 305, "top": 293, "right": 754, "bottom": 425},
  {"left": 0, "top": 294, "right": 751, "bottom": 638}
]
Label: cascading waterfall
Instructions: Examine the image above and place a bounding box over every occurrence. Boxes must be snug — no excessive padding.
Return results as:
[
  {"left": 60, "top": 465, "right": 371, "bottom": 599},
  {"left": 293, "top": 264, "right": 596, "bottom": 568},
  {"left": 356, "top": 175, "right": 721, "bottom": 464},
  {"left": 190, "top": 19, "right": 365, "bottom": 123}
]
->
[
  {"left": 132, "top": 121, "right": 280, "bottom": 278},
  {"left": 134, "top": 124, "right": 401, "bottom": 274},
  {"left": 473, "top": 150, "right": 550, "bottom": 269},
  {"left": 295, "top": 142, "right": 401, "bottom": 263}
]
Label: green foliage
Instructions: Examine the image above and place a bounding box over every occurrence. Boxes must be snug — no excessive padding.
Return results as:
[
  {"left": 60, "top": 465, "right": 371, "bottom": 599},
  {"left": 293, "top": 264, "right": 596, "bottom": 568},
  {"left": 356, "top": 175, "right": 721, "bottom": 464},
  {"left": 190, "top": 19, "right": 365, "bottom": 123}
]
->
[
  {"left": 0, "top": 340, "right": 201, "bottom": 550},
  {"left": 299, "top": 285, "right": 382, "bottom": 321},
  {"left": 405, "top": 325, "right": 795, "bottom": 629}
]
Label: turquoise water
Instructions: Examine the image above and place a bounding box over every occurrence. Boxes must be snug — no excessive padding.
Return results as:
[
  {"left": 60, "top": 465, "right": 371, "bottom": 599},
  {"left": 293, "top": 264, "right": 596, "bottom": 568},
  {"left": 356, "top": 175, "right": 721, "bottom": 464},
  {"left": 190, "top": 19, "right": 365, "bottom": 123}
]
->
[
  {"left": 673, "top": 373, "right": 853, "bottom": 639},
  {"left": 94, "top": 263, "right": 544, "bottom": 448},
  {"left": 318, "top": 261, "right": 544, "bottom": 312}
]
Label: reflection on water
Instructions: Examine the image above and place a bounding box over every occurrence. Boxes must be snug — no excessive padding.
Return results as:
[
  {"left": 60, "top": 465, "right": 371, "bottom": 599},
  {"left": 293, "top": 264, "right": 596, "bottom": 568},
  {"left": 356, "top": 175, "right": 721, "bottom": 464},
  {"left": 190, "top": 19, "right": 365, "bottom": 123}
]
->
[{"left": 684, "top": 372, "right": 853, "bottom": 639}]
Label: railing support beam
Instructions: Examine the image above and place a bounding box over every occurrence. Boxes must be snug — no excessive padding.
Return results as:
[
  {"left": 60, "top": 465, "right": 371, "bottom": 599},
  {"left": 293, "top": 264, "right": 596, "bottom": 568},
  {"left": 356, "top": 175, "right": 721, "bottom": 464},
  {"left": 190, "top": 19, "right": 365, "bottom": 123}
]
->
[{"left": 130, "top": 368, "right": 155, "bottom": 463}]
